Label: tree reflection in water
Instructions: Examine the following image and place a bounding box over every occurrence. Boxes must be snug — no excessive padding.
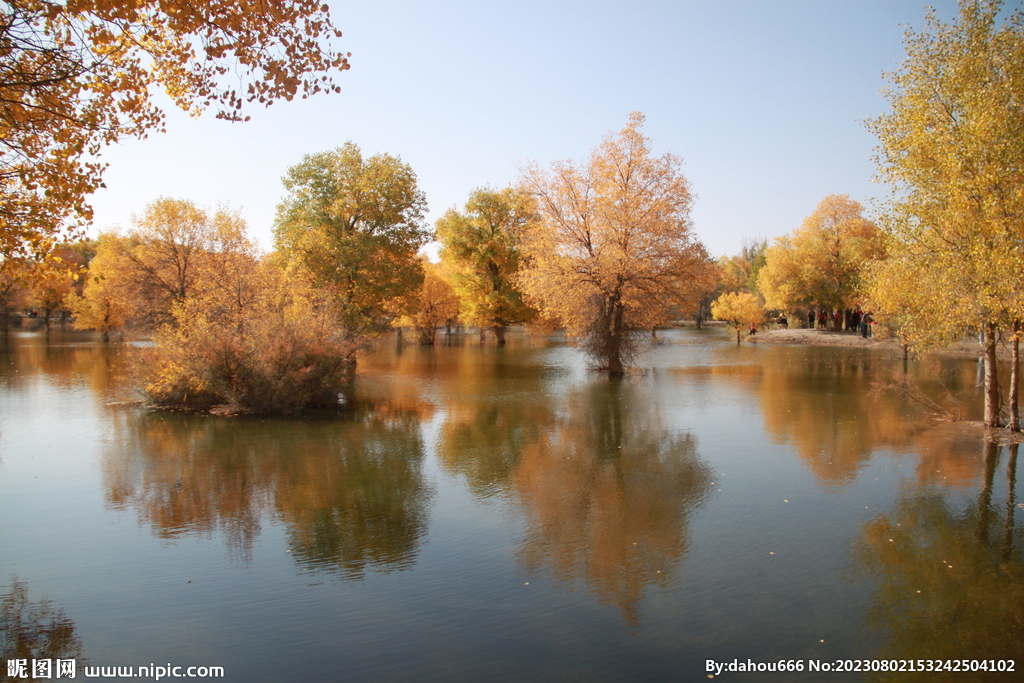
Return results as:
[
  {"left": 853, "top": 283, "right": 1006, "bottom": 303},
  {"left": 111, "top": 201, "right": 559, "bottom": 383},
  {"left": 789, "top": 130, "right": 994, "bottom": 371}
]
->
[
  {"left": 0, "top": 578, "right": 83, "bottom": 665},
  {"left": 433, "top": 357, "right": 554, "bottom": 500},
  {"left": 512, "top": 381, "right": 713, "bottom": 626},
  {"left": 670, "top": 352, "right": 987, "bottom": 489},
  {"left": 852, "top": 442, "right": 1023, "bottom": 681},
  {"left": 102, "top": 401, "right": 432, "bottom": 579}
]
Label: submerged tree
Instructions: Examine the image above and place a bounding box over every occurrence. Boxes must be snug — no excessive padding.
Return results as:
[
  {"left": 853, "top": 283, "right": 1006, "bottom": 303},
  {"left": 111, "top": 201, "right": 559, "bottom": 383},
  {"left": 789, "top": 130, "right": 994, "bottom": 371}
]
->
[
  {"left": 0, "top": 259, "right": 29, "bottom": 330},
  {"left": 274, "top": 143, "right": 431, "bottom": 341},
  {"left": 1, "top": 0, "right": 350, "bottom": 259},
  {"left": 866, "top": 0, "right": 1024, "bottom": 428},
  {"left": 392, "top": 259, "right": 461, "bottom": 345},
  {"left": 141, "top": 257, "right": 360, "bottom": 414},
  {"left": 518, "top": 112, "right": 711, "bottom": 376},
  {"left": 436, "top": 187, "right": 536, "bottom": 344}
]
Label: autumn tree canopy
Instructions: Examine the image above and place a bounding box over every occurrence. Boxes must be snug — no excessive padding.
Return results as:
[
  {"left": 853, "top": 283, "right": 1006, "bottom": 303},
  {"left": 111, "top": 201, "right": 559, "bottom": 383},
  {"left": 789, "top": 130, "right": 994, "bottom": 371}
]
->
[
  {"left": 716, "top": 239, "right": 767, "bottom": 296},
  {"left": 273, "top": 143, "right": 430, "bottom": 339},
  {"left": 711, "top": 291, "right": 764, "bottom": 343},
  {"left": 518, "top": 113, "right": 711, "bottom": 376},
  {"left": 436, "top": 187, "right": 536, "bottom": 344},
  {"left": 1, "top": 0, "right": 350, "bottom": 259},
  {"left": 392, "top": 259, "right": 460, "bottom": 345},
  {"left": 866, "top": 0, "right": 1024, "bottom": 428},
  {"left": 68, "top": 196, "right": 357, "bottom": 413},
  {"left": 758, "top": 194, "right": 883, "bottom": 318},
  {"left": 72, "top": 198, "right": 253, "bottom": 332}
]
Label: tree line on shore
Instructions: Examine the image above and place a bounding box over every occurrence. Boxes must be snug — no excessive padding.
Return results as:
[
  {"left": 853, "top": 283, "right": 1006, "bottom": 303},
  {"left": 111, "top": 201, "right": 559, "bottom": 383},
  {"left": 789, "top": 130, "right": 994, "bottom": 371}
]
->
[{"left": 0, "top": 0, "right": 1020, "bottom": 427}]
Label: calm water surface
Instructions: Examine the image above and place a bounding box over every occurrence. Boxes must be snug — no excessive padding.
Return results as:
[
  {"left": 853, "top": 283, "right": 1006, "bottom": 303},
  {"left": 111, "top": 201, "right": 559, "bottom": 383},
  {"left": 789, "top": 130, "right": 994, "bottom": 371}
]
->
[{"left": 0, "top": 329, "right": 1020, "bottom": 682}]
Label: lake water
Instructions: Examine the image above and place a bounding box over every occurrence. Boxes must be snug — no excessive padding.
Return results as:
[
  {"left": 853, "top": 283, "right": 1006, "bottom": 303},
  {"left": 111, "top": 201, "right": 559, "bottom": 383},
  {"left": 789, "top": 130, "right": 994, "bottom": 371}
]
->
[{"left": 1, "top": 328, "right": 1020, "bottom": 682}]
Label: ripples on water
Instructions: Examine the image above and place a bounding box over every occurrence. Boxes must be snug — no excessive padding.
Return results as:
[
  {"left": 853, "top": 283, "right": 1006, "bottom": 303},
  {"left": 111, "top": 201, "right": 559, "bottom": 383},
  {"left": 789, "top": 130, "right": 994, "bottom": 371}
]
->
[{"left": 0, "top": 328, "right": 1019, "bottom": 682}]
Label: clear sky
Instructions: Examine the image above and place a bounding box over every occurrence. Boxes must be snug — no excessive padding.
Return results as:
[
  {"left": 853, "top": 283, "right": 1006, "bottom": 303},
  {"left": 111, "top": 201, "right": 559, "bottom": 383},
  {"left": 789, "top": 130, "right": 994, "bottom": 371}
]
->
[{"left": 88, "top": 0, "right": 961, "bottom": 259}]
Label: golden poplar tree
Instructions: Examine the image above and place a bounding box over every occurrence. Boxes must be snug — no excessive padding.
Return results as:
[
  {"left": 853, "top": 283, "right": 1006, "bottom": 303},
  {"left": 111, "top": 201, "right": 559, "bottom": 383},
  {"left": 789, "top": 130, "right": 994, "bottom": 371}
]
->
[
  {"left": 436, "top": 187, "right": 536, "bottom": 344},
  {"left": 72, "top": 198, "right": 251, "bottom": 331},
  {"left": 758, "top": 194, "right": 883, "bottom": 321},
  {"left": 866, "top": 0, "right": 1024, "bottom": 428},
  {"left": 711, "top": 291, "right": 764, "bottom": 343},
  {"left": 0, "top": 258, "right": 29, "bottom": 329},
  {"left": 1, "top": 0, "right": 350, "bottom": 259},
  {"left": 66, "top": 244, "right": 127, "bottom": 342},
  {"left": 518, "top": 113, "right": 711, "bottom": 376},
  {"left": 393, "top": 259, "right": 461, "bottom": 345}
]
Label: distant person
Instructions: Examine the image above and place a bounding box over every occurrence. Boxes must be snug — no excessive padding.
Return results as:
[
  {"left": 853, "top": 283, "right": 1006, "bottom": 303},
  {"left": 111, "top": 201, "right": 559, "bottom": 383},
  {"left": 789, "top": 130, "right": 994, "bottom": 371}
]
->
[
  {"left": 818, "top": 309, "right": 827, "bottom": 330},
  {"left": 808, "top": 310, "right": 815, "bottom": 329},
  {"left": 778, "top": 314, "right": 788, "bottom": 329},
  {"left": 861, "top": 312, "right": 873, "bottom": 338},
  {"left": 748, "top": 322, "right": 757, "bottom": 336}
]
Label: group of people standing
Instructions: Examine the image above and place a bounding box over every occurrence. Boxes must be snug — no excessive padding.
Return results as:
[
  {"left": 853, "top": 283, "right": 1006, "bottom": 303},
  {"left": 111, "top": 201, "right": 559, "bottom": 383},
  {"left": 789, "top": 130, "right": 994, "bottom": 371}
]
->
[
  {"left": 773, "top": 308, "right": 874, "bottom": 337},
  {"left": 801, "top": 308, "right": 874, "bottom": 336}
]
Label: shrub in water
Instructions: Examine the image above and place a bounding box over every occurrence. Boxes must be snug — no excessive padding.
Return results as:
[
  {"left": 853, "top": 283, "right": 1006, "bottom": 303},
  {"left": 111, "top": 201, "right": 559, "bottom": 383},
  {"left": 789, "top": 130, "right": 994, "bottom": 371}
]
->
[{"left": 140, "top": 267, "right": 359, "bottom": 414}]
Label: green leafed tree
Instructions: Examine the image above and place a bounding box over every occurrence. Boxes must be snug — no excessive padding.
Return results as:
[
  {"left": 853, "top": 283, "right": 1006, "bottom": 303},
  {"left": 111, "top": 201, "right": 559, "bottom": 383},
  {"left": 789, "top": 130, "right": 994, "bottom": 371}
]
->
[
  {"left": 716, "top": 238, "right": 767, "bottom": 296},
  {"left": 273, "top": 143, "right": 431, "bottom": 340},
  {"left": 436, "top": 187, "right": 536, "bottom": 344}
]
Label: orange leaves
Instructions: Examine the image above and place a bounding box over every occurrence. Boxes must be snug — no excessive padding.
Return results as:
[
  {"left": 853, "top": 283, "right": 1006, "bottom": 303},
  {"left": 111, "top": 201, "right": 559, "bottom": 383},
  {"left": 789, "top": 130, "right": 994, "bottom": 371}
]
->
[
  {"left": 2, "top": 0, "right": 348, "bottom": 258},
  {"left": 519, "top": 113, "right": 711, "bottom": 373}
]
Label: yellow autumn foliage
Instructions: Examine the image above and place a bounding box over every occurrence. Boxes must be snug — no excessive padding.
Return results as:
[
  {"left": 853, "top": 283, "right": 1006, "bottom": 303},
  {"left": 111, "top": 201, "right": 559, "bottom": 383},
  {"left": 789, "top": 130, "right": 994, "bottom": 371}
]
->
[
  {"left": 758, "top": 194, "right": 883, "bottom": 313},
  {"left": 711, "top": 291, "right": 764, "bottom": 342},
  {"left": 866, "top": 0, "right": 1024, "bottom": 426}
]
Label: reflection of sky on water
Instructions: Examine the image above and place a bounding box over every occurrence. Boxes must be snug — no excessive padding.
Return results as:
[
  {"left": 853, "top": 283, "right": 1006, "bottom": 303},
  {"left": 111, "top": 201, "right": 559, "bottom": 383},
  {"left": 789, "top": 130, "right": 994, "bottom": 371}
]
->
[{"left": 0, "top": 328, "right": 1017, "bottom": 682}]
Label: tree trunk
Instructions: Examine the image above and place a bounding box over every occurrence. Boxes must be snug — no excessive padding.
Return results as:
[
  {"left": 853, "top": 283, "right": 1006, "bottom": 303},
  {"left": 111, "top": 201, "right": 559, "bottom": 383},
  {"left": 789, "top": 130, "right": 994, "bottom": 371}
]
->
[
  {"left": 983, "top": 321, "right": 1001, "bottom": 428},
  {"left": 607, "top": 300, "right": 624, "bottom": 377},
  {"left": 493, "top": 323, "right": 506, "bottom": 346},
  {"left": 1010, "top": 320, "right": 1020, "bottom": 432}
]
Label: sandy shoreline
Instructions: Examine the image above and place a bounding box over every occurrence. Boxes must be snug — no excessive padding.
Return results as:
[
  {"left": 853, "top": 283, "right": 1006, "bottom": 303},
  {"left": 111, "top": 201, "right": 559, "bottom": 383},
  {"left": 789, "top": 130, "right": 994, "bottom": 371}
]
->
[{"left": 746, "top": 327, "right": 1001, "bottom": 359}]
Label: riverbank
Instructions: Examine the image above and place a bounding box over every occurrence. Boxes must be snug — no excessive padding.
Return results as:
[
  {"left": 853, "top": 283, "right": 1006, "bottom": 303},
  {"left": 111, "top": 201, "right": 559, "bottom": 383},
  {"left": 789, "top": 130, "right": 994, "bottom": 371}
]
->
[{"left": 748, "top": 327, "right": 1003, "bottom": 359}]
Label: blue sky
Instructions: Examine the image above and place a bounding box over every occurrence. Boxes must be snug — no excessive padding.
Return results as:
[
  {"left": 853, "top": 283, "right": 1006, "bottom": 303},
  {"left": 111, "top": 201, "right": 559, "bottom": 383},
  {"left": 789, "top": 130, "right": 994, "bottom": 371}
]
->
[{"left": 88, "top": 0, "right": 961, "bottom": 258}]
